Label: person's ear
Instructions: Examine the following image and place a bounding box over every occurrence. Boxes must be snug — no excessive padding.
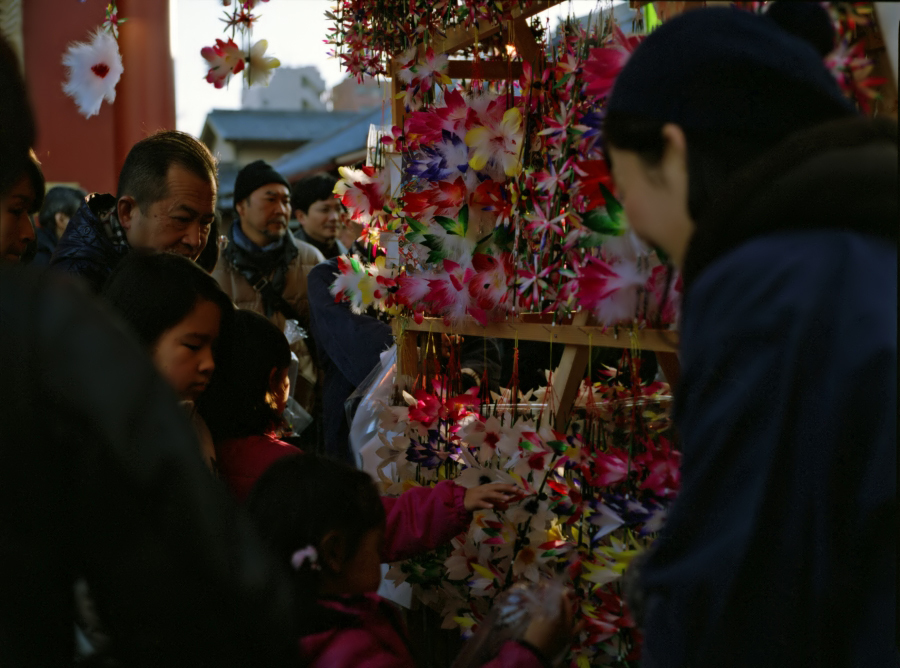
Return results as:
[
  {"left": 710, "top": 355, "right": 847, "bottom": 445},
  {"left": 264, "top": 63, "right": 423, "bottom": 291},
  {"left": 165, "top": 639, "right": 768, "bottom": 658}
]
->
[
  {"left": 54, "top": 212, "right": 68, "bottom": 229},
  {"left": 293, "top": 209, "right": 306, "bottom": 225},
  {"left": 266, "top": 366, "right": 282, "bottom": 405},
  {"left": 235, "top": 198, "right": 248, "bottom": 221},
  {"left": 117, "top": 196, "right": 139, "bottom": 231},
  {"left": 659, "top": 123, "right": 688, "bottom": 185},
  {"left": 318, "top": 530, "right": 346, "bottom": 574}
]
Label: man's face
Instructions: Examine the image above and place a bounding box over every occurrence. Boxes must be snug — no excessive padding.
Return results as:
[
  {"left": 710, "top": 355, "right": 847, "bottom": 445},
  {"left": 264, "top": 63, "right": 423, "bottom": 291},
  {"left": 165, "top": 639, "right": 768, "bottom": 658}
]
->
[
  {"left": 294, "top": 197, "right": 342, "bottom": 244},
  {"left": 118, "top": 163, "right": 216, "bottom": 260},
  {"left": 236, "top": 183, "right": 291, "bottom": 247}
]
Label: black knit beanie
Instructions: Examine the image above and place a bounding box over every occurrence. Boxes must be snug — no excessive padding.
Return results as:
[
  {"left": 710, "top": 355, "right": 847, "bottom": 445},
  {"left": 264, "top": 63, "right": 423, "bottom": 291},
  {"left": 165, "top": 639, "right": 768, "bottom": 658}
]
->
[
  {"left": 233, "top": 160, "right": 291, "bottom": 207},
  {"left": 607, "top": 7, "right": 855, "bottom": 138}
]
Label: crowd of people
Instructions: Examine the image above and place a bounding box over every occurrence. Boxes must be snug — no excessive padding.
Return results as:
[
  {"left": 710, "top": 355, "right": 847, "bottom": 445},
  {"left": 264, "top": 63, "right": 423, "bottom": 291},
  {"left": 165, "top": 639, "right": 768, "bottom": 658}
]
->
[{"left": 0, "top": 2, "right": 896, "bottom": 667}]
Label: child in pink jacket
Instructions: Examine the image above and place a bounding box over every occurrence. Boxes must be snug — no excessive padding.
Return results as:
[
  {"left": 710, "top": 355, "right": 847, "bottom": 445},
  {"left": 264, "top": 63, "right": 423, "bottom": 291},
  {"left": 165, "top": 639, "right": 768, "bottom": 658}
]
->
[{"left": 246, "top": 453, "right": 574, "bottom": 668}]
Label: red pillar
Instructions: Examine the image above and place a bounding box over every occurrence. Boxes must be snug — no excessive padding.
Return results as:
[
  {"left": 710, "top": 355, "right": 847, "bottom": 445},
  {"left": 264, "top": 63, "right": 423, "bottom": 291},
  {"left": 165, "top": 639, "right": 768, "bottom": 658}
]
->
[{"left": 22, "top": 0, "right": 175, "bottom": 194}]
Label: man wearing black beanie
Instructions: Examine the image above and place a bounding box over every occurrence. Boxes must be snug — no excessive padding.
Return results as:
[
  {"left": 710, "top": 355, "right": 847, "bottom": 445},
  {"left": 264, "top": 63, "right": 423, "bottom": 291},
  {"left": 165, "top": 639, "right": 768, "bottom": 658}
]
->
[
  {"left": 603, "top": 7, "right": 896, "bottom": 668},
  {"left": 212, "top": 160, "right": 324, "bottom": 422}
]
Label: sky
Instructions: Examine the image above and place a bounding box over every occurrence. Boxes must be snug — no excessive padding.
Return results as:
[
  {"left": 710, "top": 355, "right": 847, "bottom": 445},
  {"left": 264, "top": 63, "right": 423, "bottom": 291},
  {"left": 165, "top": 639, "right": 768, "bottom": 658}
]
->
[{"left": 171, "top": 0, "right": 622, "bottom": 138}]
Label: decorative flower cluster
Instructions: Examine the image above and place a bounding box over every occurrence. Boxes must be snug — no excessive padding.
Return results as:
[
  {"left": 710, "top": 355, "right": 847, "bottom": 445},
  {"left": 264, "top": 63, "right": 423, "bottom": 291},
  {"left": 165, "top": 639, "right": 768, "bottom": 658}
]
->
[
  {"left": 332, "top": 18, "right": 681, "bottom": 328},
  {"left": 824, "top": 1, "right": 887, "bottom": 113},
  {"left": 325, "top": 0, "right": 534, "bottom": 81},
  {"left": 201, "top": 0, "right": 279, "bottom": 89},
  {"left": 62, "top": 2, "right": 126, "bottom": 118},
  {"left": 374, "top": 359, "right": 679, "bottom": 665}
]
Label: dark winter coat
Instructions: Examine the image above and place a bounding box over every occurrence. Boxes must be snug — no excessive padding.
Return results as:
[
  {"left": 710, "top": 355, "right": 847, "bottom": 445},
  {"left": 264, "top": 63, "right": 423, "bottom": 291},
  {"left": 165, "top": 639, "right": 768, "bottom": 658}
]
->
[
  {"left": 0, "top": 265, "right": 296, "bottom": 668},
  {"left": 307, "top": 258, "right": 393, "bottom": 461},
  {"left": 639, "top": 118, "right": 897, "bottom": 666},
  {"left": 31, "top": 224, "right": 58, "bottom": 267},
  {"left": 49, "top": 193, "right": 127, "bottom": 292}
]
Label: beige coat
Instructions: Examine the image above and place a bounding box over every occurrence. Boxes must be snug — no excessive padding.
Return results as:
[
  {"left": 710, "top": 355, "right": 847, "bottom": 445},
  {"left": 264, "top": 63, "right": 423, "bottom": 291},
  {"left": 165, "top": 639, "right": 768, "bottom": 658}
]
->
[{"left": 212, "top": 235, "right": 325, "bottom": 412}]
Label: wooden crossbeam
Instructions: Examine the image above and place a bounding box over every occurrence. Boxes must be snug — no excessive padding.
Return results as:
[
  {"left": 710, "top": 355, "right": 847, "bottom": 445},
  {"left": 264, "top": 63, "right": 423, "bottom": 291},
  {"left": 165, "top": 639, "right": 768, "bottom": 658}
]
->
[{"left": 392, "top": 317, "right": 679, "bottom": 352}]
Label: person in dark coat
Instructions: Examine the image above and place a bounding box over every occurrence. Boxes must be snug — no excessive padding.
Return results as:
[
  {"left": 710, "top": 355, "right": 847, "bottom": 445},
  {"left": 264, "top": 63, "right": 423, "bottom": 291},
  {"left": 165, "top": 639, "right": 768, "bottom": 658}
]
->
[
  {"left": 50, "top": 130, "right": 218, "bottom": 292},
  {"left": 603, "top": 7, "right": 897, "bottom": 666},
  {"left": 0, "top": 265, "right": 297, "bottom": 667},
  {"left": 307, "top": 257, "right": 394, "bottom": 461},
  {"left": 32, "top": 185, "right": 86, "bottom": 266}
]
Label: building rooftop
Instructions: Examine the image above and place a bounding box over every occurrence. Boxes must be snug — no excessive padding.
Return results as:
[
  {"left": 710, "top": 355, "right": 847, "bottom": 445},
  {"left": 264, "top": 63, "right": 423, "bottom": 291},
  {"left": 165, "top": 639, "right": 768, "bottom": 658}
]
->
[
  {"left": 273, "top": 106, "right": 392, "bottom": 181},
  {"left": 200, "top": 109, "right": 359, "bottom": 145}
]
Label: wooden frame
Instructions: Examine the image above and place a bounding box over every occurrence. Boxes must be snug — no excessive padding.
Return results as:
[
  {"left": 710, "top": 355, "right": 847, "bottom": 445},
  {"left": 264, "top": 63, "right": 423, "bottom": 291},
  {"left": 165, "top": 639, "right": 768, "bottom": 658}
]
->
[
  {"left": 393, "top": 316, "right": 680, "bottom": 426},
  {"left": 385, "top": 1, "right": 681, "bottom": 427}
]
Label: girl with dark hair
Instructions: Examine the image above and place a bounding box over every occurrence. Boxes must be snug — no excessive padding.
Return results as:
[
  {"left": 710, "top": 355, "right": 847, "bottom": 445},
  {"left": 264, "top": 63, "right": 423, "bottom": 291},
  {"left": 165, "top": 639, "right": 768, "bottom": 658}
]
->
[
  {"left": 0, "top": 151, "right": 43, "bottom": 263},
  {"left": 246, "top": 453, "right": 573, "bottom": 668},
  {"left": 102, "top": 249, "right": 235, "bottom": 472},
  {"left": 602, "top": 7, "right": 896, "bottom": 666},
  {"left": 197, "top": 308, "right": 519, "bottom": 564}
]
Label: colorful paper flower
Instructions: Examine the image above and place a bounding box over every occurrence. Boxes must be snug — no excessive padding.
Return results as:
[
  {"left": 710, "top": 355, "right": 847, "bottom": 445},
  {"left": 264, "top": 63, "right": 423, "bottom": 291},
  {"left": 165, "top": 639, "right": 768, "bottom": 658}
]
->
[
  {"left": 62, "top": 29, "right": 124, "bottom": 118},
  {"left": 201, "top": 37, "right": 246, "bottom": 89},
  {"left": 465, "top": 107, "right": 524, "bottom": 177},
  {"left": 245, "top": 39, "right": 280, "bottom": 86}
]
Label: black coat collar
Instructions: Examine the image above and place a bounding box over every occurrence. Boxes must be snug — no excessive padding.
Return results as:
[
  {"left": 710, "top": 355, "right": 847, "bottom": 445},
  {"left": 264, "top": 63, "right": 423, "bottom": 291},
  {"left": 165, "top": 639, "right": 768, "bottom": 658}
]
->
[{"left": 683, "top": 117, "right": 898, "bottom": 291}]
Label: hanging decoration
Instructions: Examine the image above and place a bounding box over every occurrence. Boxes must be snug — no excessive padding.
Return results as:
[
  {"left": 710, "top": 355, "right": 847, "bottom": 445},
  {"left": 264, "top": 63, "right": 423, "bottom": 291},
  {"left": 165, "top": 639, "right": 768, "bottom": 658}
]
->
[
  {"left": 325, "top": 0, "right": 535, "bottom": 82},
  {"left": 202, "top": 0, "right": 280, "bottom": 89},
  {"left": 330, "top": 12, "right": 678, "bottom": 329},
  {"left": 62, "top": 2, "right": 124, "bottom": 120}
]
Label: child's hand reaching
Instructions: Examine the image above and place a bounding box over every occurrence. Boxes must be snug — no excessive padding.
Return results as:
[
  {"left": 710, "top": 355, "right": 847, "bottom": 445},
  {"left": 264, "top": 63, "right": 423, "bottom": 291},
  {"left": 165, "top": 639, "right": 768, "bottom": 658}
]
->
[
  {"left": 522, "top": 588, "right": 578, "bottom": 661},
  {"left": 463, "top": 483, "right": 521, "bottom": 512}
]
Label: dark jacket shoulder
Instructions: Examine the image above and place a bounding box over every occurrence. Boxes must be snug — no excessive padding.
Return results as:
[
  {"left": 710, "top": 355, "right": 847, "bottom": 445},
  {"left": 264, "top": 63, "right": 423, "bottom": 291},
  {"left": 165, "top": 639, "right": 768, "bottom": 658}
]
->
[{"left": 50, "top": 193, "right": 125, "bottom": 292}]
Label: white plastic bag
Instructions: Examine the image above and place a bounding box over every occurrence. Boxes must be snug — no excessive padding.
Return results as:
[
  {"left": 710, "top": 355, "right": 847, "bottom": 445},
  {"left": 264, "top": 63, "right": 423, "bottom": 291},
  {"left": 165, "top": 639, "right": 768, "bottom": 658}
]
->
[{"left": 347, "top": 345, "right": 397, "bottom": 473}]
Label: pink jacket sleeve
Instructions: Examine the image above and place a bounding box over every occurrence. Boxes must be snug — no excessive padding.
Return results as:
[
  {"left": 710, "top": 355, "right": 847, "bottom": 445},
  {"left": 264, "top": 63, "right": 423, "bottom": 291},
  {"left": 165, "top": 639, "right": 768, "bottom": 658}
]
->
[
  {"left": 481, "top": 640, "right": 549, "bottom": 668},
  {"left": 380, "top": 480, "right": 470, "bottom": 562}
]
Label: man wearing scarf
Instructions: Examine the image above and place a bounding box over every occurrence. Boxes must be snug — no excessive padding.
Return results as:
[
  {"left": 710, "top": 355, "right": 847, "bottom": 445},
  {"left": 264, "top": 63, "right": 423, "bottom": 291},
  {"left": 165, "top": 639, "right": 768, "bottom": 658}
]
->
[{"left": 213, "top": 160, "right": 324, "bottom": 422}]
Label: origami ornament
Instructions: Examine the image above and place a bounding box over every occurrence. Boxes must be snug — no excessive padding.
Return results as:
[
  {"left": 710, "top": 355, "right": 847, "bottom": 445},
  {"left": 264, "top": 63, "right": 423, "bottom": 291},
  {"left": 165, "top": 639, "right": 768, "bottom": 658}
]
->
[
  {"left": 245, "top": 39, "right": 280, "bottom": 87},
  {"left": 201, "top": 38, "right": 246, "bottom": 89},
  {"left": 62, "top": 29, "right": 124, "bottom": 118},
  {"left": 102, "top": 2, "right": 126, "bottom": 40}
]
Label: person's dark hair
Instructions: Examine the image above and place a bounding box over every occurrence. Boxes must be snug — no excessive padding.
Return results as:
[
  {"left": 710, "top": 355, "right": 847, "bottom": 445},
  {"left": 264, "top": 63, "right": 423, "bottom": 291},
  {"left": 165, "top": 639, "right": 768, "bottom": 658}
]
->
[
  {"left": 195, "top": 211, "right": 220, "bottom": 273},
  {"left": 116, "top": 130, "right": 218, "bottom": 211},
  {"left": 291, "top": 173, "right": 338, "bottom": 215},
  {"left": 196, "top": 309, "right": 291, "bottom": 442},
  {"left": 604, "top": 65, "right": 855, "bottom": 225},
  {"left": 0, "top": 35, "right": 35, "bottom": 196},
  {"left": 765, "top": 1, "right": 836, "bottom": 58},
  {"left": 603, "top": 7, "right": 854, "bottom": 225},
  {"left": 245, "top": 453, "right": 386, "bottom": 635},
  {"left": 38, "top": 185, "right": 86, "bottom": 230},
  {"left": 101, "top": 249, "right": 234, "bottom": 349}
]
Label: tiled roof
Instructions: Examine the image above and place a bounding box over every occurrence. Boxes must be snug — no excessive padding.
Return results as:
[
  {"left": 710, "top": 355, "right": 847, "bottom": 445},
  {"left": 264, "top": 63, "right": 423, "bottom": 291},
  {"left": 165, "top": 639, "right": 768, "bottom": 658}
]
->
[
  {"left": 273, "top": 106, "right": 392, "bottom": 180},
  {"left": 202, "top": 109, "right": 359, "bottom": 143}
]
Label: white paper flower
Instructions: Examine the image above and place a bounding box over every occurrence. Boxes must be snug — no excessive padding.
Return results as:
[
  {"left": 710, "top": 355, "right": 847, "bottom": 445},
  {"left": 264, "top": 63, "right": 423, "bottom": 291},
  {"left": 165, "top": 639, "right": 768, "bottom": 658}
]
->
[
  {"left": 62, "top": 29, "right": 124, "bottom": 118},
  {"left": 245, "top": 39, "right": 280, "bottom": 87}
]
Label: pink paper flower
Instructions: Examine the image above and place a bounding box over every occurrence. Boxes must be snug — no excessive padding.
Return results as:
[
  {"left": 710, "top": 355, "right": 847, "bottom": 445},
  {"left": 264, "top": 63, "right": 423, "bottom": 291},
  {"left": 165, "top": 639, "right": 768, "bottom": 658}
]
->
[{"left": 201, "top": 38, "right": 245, "bottom": 89}]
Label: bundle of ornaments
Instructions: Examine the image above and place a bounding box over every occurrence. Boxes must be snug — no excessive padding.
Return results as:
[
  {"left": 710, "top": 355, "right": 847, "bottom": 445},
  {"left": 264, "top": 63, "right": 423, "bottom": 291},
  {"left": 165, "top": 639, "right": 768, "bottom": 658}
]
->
[
  {"left": 329, "top": 3, "right": 680, "bottom": 330},
  {"left": 373, "top": 349, "right": 679, "bottom": 666}
]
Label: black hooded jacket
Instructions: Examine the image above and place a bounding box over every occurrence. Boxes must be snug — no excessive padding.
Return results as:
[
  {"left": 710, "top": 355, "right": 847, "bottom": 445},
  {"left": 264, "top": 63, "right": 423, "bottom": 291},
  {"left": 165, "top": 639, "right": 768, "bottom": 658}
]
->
[{"left": 49, "top": 193, "right": 128, "bottom": 292}]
